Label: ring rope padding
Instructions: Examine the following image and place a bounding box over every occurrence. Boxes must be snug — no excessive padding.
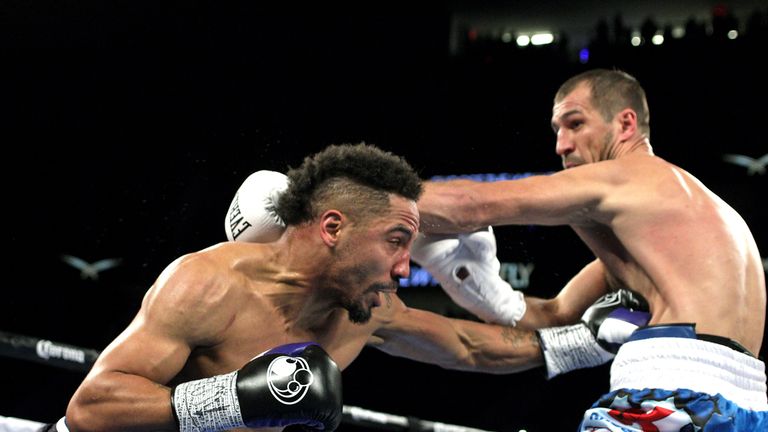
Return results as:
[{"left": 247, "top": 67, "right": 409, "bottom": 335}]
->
[{"left": 0, "top": 330, "right": 497, "bottom": 432}]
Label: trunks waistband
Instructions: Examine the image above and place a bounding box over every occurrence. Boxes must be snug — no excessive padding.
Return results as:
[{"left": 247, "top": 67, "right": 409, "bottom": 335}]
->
[{"left": 627, "top": 323, "right": 754, "bottom": 357}]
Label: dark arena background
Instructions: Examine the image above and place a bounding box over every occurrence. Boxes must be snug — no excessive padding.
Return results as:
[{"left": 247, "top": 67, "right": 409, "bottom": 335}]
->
[{"left": 3, "top": 1, "right": 767, "bottom": 431}]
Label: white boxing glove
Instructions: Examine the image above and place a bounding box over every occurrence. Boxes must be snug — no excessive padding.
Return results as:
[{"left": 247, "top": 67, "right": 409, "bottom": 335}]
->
[
  {"left": 410, "top": 227, "right": 527, "bottom": 326},
  {"left": 225, "top": 170, "right": 288, "bottom": 242}
]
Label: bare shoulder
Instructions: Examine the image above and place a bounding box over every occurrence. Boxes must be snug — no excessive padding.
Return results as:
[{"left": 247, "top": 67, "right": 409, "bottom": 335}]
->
[
  {"left": 580, "top": 155, "right": 676, "bottom": 191},
  {"left": 141, "top": 245, "right": 248, "bottom": 345},
  {"left": 616, "top": 156, "right": 702, "bottom": 197},
  {"left": 152, "top": 248, "right": 229, "bottom": 302},
  {"left": 596, "top": 155, "right": 711, "bottom": 221},
  {"left": 584, "top": 153, "right": 663, "bottom": 180}
]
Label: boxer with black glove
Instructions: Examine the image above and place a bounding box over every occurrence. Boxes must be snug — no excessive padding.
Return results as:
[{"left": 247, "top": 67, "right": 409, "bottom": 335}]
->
[
  {"left": 172, "top": 342, "right": 342, "bottom": 432},
  {"left": 536, "top": 289, "right": 650, "bottom": 379},
  {"left": 222, "top": 172, "right": 649, "bottom": 379}
]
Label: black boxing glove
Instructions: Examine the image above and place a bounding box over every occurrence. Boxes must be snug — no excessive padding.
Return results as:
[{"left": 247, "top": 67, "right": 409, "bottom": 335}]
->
[
  {"left": 581, "top": 289, "right": 649, "bottom": 353},
  {"left": 536, "top": 289, "right": 650, "bottom": 379},
  {"left": 172, "top": 342, "right": 342, "bottom": 432}
]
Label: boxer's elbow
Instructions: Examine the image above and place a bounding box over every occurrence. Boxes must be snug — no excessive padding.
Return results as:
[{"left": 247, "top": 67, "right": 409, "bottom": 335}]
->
[
  {"left": 66, "top": 390, "right": 104, "bottom": 432},
  {"left": 66, "top": 377, "right": 127, "bottom": 432}
]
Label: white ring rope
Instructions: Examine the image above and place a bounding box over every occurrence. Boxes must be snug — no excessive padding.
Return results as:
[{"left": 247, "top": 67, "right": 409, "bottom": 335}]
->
[{"left": 0, "top": 330, "right": 496, "bottom": 432}]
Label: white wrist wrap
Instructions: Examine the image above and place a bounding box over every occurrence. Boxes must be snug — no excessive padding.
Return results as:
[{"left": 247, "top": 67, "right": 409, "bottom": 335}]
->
[
  {"left": 173, "top": 371, "right": 246, "bottom": 432},
  {"left": 537, "top": 323, "right": 614, "bottom": 379}
]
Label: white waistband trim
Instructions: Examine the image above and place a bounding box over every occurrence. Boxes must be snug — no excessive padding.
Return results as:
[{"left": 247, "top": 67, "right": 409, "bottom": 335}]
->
[{"left": 611, "top": 337, "right": 767, "bottom": 411}]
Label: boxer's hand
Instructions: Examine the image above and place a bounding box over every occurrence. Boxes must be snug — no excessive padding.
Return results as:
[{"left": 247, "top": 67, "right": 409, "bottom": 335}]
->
[
  {"left": 172, "top": 342, "right": 343, "bottom": 432},
  {"left": 536, "top": 289, "right": 650, "bottom": 379},
  {"left": 581, "top": 289, "right": 650, "bottom": 353},
  {"left": 225, "top": 170, "right": 288, "bottom": 242},
  {"left": 410, "top": 227, "right": 526, "bottom": 326}
]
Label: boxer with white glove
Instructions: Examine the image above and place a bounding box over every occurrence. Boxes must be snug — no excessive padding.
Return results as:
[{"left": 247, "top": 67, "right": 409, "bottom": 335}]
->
[
  {"left": 410, "top": 227, "right": 527, "bottom": 326},
  {"left": 171, "top": 342, "right": 342, "bottom": 432},
  {"left": 536, "top": 289, "right": 650, "bottom": 379},
  {"left": 225, "top": 170, "right": 289, "bottom": 242}
]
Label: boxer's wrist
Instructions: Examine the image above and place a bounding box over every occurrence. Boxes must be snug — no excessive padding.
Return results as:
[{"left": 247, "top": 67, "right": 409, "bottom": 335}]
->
[
  {"left": 536, "top": 324, "right": 614, "bottom": 379},
  {"left": 172, "top": 372, "right": 245, "bottom": 432}
]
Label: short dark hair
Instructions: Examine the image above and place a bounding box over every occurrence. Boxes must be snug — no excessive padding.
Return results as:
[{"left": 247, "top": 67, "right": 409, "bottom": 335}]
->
[
  {"left": 555, "top": 68, "right": 650, "bottom": 137},
  {"left": 276, "top": 143, "right": 423, "bottom": 225}
]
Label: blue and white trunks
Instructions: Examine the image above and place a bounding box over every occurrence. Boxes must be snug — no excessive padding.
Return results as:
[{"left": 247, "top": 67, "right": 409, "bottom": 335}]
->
[{"left": 579, "top": 325, "right": 767, "bottom": 431}]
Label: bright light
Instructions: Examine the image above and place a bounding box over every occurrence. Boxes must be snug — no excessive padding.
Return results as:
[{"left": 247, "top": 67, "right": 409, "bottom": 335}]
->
[
  {"left": 672, "top": 26, "right": 685, "bottom": 38},
  {"left": 516, "top": 35, "right": 530, "bottom": 47},
  {"left": 727, "top": 29, "right": 738, "bottom": 39},
  {"left": 530, "top": 33, "right": 554, "bottom": 45},
  {"left": 579, "top": 47, "right": 589, "bottom": 64},
  {"left": 651, "top": 34, "right": 664, "bottom": 45},
  {"left": 631, "top": 36, "right": 642, "bottom": 46}
]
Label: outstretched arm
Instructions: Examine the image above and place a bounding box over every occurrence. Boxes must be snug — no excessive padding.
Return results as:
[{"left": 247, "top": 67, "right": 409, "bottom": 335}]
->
[
  {"left": 418, "top": 165, "right": 619, "bottom": 233},
  {"left": 369, "top": 293, "right": 543, "bottom": 374},
  {"left": 367, "top": 281, "right": 648, "bottom": 379},
  {"left": 517, "top": 258, "right": 610, "bottom": 329}
]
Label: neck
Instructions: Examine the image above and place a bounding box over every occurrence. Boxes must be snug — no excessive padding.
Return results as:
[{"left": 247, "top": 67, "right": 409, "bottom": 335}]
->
[
  {"left": 608, "top": 135, "right": 653, "bottom": 160},
  {"left": 265, "top": 227, "right": 340, "bottom": 331},
  {"left": 264, "top": 285, "right": 341, "bottom": 333}
]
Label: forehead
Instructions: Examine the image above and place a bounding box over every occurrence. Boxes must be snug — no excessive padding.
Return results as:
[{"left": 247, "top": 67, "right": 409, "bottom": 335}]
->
[
  {"left": 379, "top": 195, "right": 419, "bottom": 232},
  {"left": 552, "top": 82, "right": 594, "bottom": 121}
]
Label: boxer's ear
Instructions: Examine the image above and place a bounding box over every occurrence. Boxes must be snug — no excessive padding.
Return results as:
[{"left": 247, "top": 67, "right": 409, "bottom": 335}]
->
[
  {"left": 616, "top": 108, "right": 637, "bottom": 140},
  {"left": 320, "top": 210, "right": 344, "bottom": 247}
]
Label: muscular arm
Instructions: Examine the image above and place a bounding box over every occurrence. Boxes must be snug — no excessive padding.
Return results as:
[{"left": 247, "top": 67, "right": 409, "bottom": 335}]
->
[
  {"left": 369, "top": 293, "right": 543, "bottom": 374},
  {"left": 516, "top": 259, "right": 609, "bottom": 329},
  {"left": 66, "top": 254, "right": 233, "bottom": 432},
  {"left": 66, "top": 319, "right": 187, "bottom": 431},
  {"left": 418, "top": 165, "right": 617, "bottom": 233}
]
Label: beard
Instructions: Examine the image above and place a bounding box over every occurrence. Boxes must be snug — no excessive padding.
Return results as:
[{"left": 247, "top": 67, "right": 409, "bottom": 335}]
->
[
  {"left": 343, "top": 281, "right": 397, "bottom": 324},
  {"left": 346, "top": 302, "right": 372, "bottom": 324}
]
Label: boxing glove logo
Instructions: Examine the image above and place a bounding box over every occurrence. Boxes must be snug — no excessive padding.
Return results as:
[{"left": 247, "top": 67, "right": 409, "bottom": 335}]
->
[{"left": 267, "top": 355, "right": 314, "bottom": 405}]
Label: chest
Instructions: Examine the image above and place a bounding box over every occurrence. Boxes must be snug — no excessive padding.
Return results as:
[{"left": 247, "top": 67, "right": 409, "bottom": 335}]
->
[
  {"left": 177, "top": 307, "right": 367, "bottom": 381},
  {"left": 176, "top": 305, "right": 316, "bottom": 379}
]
